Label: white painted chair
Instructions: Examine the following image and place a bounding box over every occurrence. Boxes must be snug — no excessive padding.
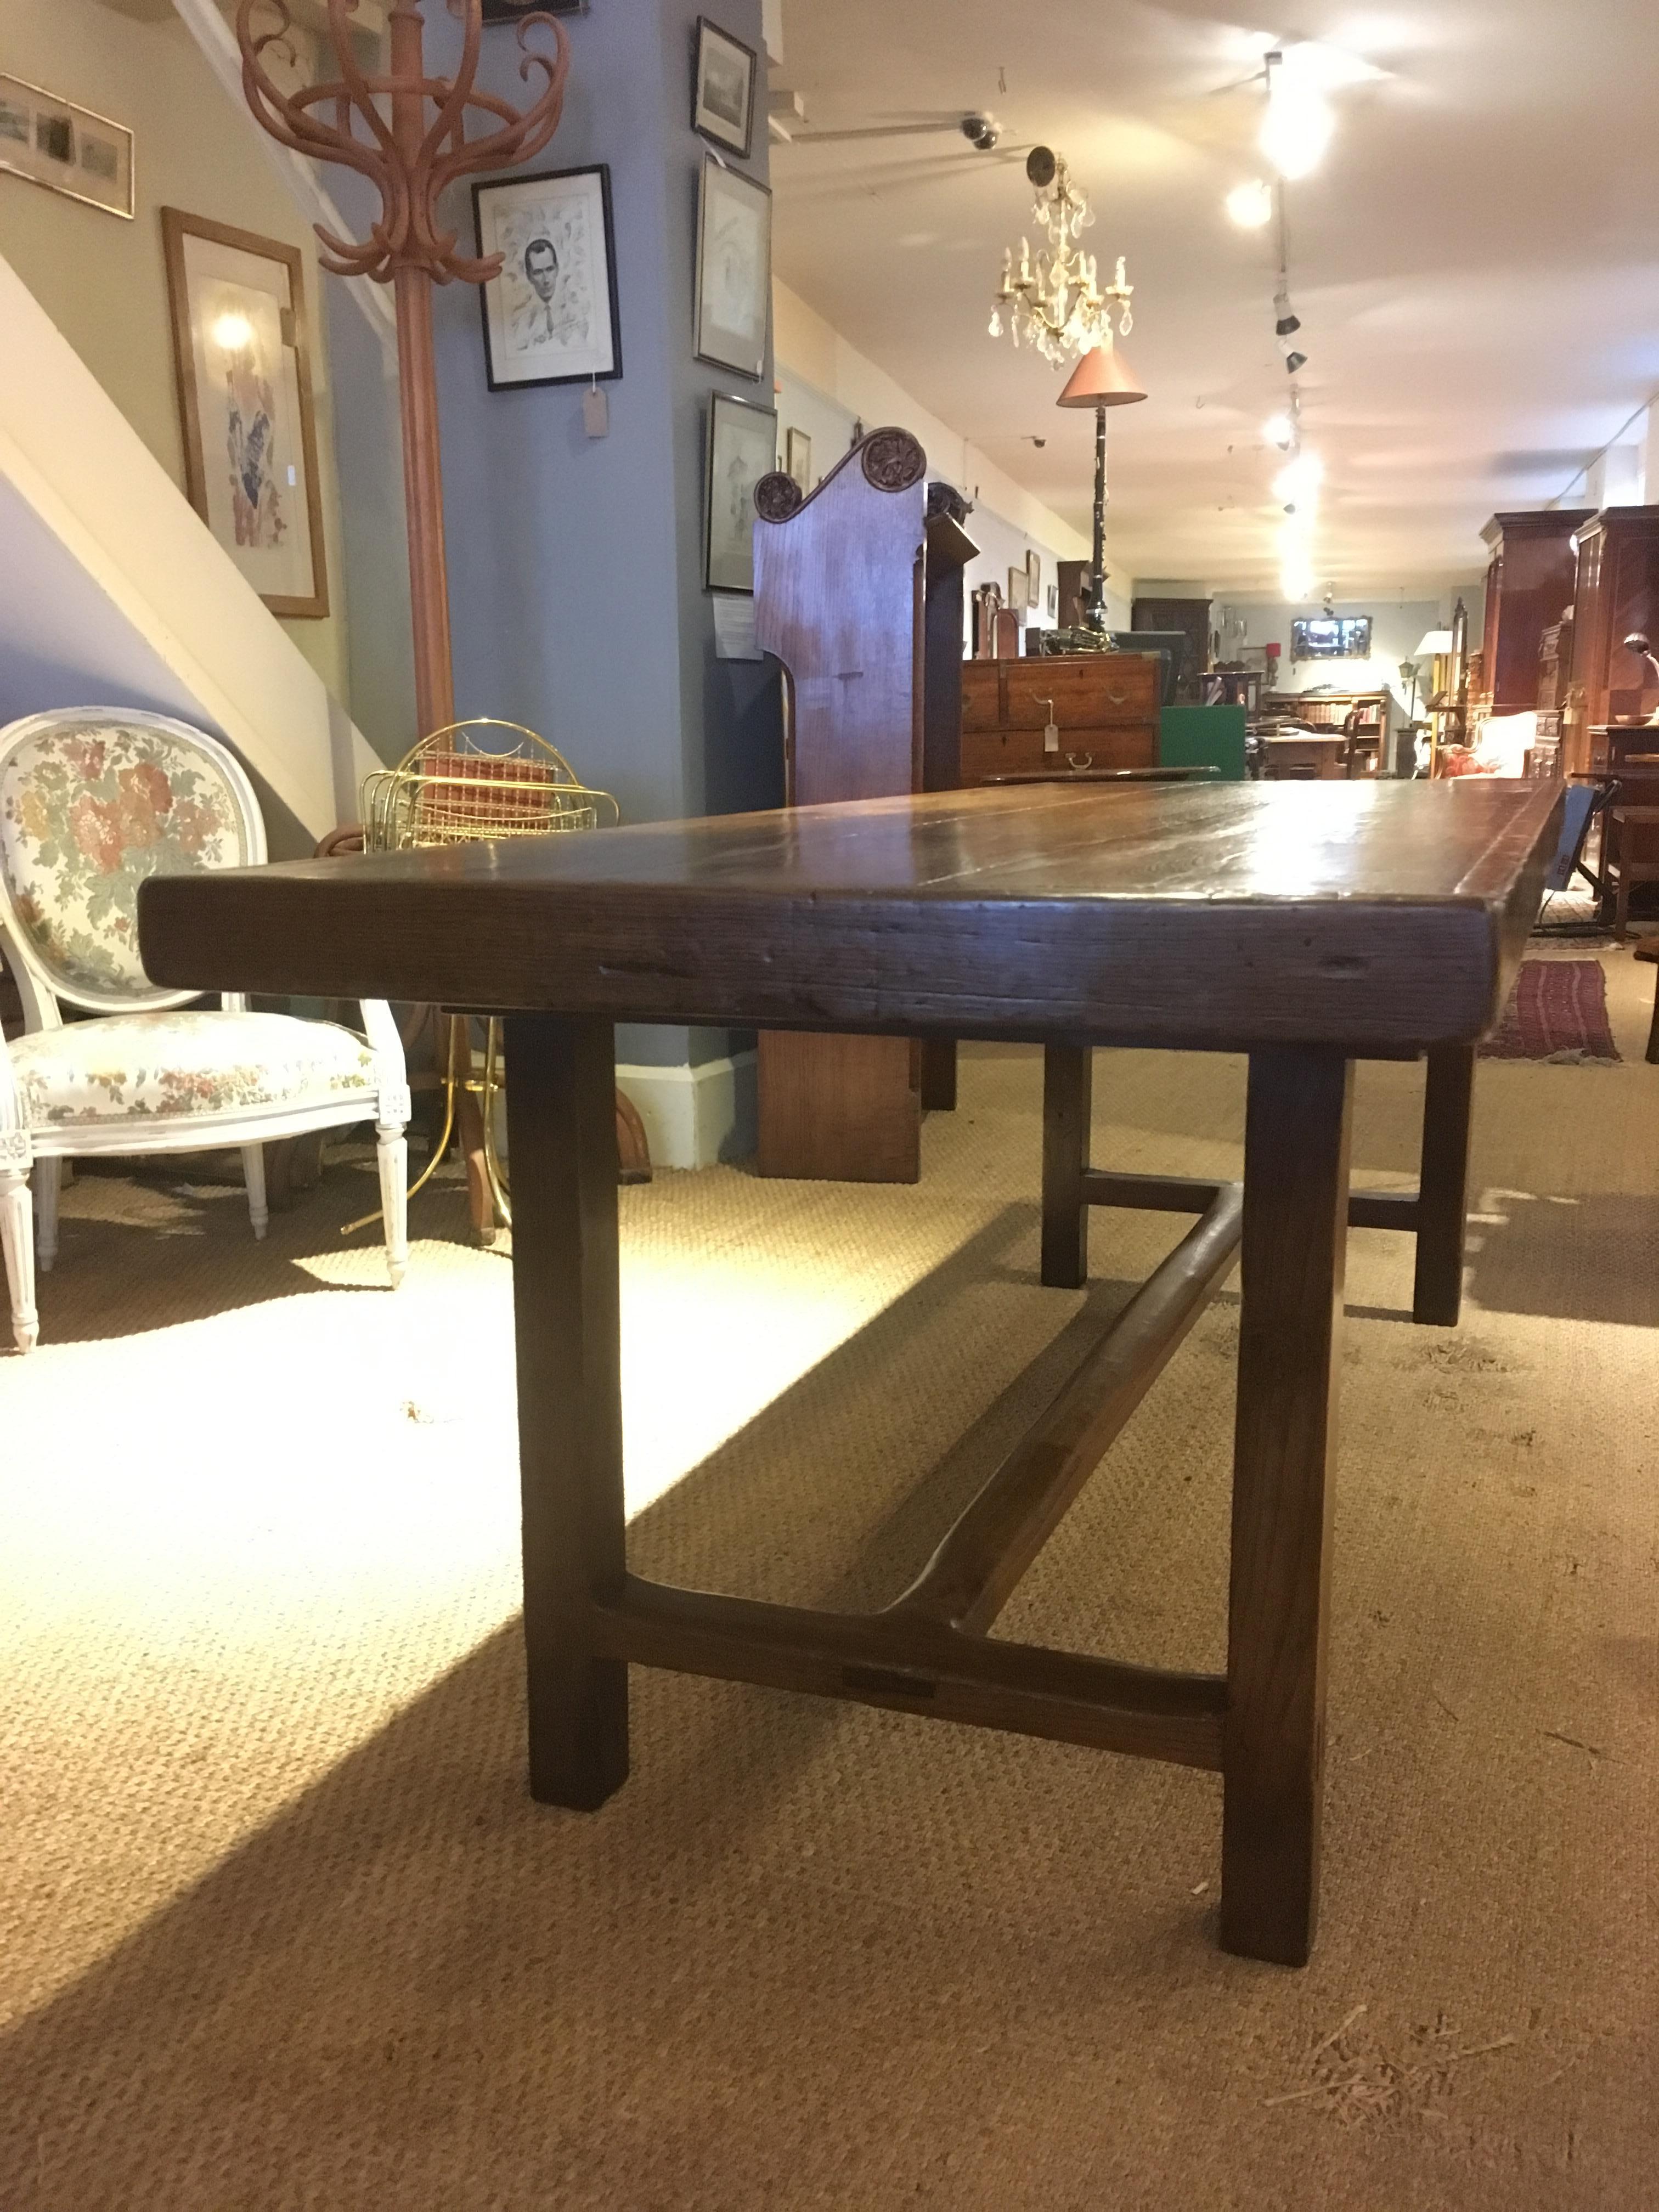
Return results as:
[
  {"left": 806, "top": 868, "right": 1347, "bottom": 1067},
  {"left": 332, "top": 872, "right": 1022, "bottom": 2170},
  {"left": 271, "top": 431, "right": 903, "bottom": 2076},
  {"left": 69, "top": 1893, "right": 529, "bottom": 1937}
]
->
[{"left": 0, "top": 708, "right": 409, "bottom": 1353}]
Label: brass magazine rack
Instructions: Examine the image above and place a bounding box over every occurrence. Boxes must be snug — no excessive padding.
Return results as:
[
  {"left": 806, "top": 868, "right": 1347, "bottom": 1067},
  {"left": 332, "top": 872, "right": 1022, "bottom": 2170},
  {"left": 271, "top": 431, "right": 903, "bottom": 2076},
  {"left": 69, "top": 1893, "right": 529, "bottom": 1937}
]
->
[{"left": 360, "top": 722, "right": 636, "bottom": 1239}]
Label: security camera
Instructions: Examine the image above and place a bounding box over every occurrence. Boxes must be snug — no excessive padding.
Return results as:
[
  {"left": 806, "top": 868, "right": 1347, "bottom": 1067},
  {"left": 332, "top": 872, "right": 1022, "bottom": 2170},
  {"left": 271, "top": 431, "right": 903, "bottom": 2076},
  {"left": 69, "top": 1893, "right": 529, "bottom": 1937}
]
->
[{"left": 961, "top": 112, "right": 1001, "bottom": 151}]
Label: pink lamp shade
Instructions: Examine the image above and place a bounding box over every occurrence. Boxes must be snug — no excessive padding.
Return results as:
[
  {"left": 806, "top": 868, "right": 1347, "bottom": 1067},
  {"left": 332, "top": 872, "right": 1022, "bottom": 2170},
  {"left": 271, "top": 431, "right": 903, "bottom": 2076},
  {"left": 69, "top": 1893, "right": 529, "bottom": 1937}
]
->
[{"left": 1056, "top": 344, "right": 1147, "bottom": 408}]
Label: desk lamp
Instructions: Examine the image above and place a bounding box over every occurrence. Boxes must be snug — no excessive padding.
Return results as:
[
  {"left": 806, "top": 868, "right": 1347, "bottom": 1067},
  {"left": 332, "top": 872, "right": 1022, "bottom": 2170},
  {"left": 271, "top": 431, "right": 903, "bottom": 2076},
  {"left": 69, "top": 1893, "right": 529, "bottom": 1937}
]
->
[
  {"left": 1622, "top": 633, "right": 1659, "bottom": 724},
  {"left": 1056, "top": 345, "right": 1147, "bottom": 633}
]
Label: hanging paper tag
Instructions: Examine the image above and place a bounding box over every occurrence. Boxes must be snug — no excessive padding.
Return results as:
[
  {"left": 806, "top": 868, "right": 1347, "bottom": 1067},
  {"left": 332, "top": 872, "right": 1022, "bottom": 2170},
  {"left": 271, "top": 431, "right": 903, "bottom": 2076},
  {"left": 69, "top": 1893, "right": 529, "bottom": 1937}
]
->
[{"left": 583, "top": 386, "right": 610, "bottom": 438}]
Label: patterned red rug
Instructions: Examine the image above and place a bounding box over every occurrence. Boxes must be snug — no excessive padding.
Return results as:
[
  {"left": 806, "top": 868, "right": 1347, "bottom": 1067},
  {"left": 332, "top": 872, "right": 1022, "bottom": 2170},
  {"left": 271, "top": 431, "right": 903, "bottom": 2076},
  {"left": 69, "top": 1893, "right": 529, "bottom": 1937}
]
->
[{"left": 1482, "top": 959, "right": 1621, "bottom": 1062}]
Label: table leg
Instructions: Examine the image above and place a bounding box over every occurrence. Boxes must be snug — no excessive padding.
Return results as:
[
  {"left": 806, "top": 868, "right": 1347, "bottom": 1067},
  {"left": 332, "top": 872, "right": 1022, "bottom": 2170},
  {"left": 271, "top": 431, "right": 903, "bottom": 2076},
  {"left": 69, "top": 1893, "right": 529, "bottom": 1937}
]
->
[
  {"left": 920, "top": 1039, "right": 958, "bottom": 1111},
  {"left": 1221, "top": 1048, "right": 1352, "bottom": 1967},
  {"left": 1413, "top": 1045, "right": 1474, "bottom": 1328},
  {"left": 1041, "top": 1045, "right": 1092, "bottom": 1289},
  {"left": 504, "top": 1014, "right": 630, "bottom": 1810}
]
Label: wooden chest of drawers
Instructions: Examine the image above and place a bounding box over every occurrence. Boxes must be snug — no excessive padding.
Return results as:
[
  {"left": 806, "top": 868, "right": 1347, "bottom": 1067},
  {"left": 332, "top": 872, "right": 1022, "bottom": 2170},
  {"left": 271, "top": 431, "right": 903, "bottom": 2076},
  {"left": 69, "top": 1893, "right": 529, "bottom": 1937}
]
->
[{"left": 957, "top": 653, "right": 1161, "bottom": 784}]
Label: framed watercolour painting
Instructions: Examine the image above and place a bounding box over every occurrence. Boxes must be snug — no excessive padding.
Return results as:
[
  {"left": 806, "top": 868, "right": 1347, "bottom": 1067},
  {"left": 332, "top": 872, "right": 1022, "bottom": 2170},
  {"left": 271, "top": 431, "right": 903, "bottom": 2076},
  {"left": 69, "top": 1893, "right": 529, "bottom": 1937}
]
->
[
  {"left": 161, "top": 208, "right": 328, "bottom": 618},
  {"left": 705, "top": 392, "right": 778, "bottom": 594},
  {"left": 473, "top": 165, "right": 621, "bottom": 390},
  {"left": 692, "top": 18, "right": 757, "bottom": 157},
  {"left": 0, "top": 72, "right": 133, "bottom": 220},
  {"left": 695, "top": 155, "right": 770, "bottom": 380}
]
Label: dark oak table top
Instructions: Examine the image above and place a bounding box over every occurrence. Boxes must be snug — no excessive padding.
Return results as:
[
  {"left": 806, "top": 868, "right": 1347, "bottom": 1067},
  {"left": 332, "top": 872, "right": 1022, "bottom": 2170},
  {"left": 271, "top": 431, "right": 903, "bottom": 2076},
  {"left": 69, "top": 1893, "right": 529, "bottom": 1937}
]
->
[{"left": 138, "top": 779, "right": 1562, "bottom": 1054}]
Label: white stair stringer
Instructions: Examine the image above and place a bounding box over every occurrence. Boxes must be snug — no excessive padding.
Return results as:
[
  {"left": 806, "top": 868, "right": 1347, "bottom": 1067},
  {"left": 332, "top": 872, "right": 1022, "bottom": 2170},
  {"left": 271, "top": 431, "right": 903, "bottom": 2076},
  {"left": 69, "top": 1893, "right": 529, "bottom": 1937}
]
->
[{"left": 0, "top": 249, "right": 379, "bottom": 842}]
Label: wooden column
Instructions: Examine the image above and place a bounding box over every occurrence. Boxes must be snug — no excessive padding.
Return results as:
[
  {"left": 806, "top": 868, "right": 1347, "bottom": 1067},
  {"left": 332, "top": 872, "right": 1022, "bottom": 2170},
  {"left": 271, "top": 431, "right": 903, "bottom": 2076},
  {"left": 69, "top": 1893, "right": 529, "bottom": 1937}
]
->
[
  {"left": 1221, "top": 1047, "right": 1352, "bottom": 1966},
  {"left": 505, "top": 1013, "right": 629, "bottom": 1810}
]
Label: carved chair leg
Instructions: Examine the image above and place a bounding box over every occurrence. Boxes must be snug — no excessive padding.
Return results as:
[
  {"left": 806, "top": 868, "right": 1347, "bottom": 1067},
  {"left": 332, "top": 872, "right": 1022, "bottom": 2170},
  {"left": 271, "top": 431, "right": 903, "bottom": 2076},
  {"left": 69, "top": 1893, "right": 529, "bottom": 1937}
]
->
[
  {"left": 377, "top": 1124, "right": 409, "bottom": 1289},
  {"left": 241, "top": 1143, "right": 269, "bottom": 1240},
  {"left": 614, "top": 1087, "right": 652, "bottom": 1186},
  {"left": 1, "top": 1165, "right": 39, "bottom": 1354},
  {"left": 33, "top": 1155, "right": 60, "bottom": 1274}
]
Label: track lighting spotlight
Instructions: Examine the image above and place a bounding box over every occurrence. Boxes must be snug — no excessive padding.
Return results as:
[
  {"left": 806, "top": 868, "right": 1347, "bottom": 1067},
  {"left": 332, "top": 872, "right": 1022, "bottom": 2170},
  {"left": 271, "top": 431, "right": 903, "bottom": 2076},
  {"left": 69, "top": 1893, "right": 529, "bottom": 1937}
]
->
[{"left": 1284, "top": 349, "right": 1307, "bottom": 375}]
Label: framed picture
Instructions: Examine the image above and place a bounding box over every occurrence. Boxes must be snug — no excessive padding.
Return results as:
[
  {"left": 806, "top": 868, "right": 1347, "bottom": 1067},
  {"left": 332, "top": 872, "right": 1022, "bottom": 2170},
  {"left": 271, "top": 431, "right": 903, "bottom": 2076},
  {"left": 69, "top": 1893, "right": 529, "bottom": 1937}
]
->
[
  {"left": 1047, "top": 583, "right": 1058, "bottom": 619},
  {"left": 482, "top": 1, "right": 584, "bottom": 20},
  {"left": 1008, "top": 565, "right": 1031, "bottom": 612},
  {"left": 706, "top": 392, "right": 777, "bottom": 594},
  {"left": 1026, "top": 548, "right": 1041, "bottom": 596},
  {"left": 785, "top": 426, "right": 812, "bottom": 494},
  {"left": 0, "top": 72, "right": 133, "bottom": 219},
  {"left": 161, "top": 208, "right": 328, "bottom": 618},
  {"left": 695, "top": 154, "right": 770, "bottom": 380},
  {"left": 473, "top": 165, "right": 621, "bottom": 390},
  {"left": 692, "top": 17, "right": 758, "bottom": 158}
]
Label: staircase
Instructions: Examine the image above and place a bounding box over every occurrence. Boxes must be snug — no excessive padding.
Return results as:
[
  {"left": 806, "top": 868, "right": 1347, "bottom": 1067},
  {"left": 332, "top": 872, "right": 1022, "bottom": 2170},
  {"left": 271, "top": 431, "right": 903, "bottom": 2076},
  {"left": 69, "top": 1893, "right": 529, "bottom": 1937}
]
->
[{"left": 0, "top": 247, "right": 378, "bottom": 847}]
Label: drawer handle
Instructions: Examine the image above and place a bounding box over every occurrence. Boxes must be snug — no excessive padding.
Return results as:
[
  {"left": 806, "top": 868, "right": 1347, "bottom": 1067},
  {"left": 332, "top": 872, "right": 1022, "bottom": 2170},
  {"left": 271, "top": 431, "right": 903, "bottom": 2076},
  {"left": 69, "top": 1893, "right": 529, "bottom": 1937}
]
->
[
  {"left": 1066, "top": 751, "right": 1095, "bottom": 771},
  {"left": 1107, "top": 691, "right": 1128, "bottom": 706}
]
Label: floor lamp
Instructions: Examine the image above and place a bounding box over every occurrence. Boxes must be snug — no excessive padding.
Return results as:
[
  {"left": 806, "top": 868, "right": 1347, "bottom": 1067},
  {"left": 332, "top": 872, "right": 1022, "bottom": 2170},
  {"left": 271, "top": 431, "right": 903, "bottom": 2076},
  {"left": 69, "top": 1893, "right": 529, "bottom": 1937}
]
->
[{"left": 1056, "top": 345, "right": 1147, "bottom": 634}]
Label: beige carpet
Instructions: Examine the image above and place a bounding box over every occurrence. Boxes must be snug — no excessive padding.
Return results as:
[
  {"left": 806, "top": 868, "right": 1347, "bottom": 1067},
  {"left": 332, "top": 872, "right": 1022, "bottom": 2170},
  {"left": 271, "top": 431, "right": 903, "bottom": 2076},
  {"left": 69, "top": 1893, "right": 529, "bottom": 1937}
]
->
[{"left": 1, "top": 1013, "right": 1656, "bottom": 2209}]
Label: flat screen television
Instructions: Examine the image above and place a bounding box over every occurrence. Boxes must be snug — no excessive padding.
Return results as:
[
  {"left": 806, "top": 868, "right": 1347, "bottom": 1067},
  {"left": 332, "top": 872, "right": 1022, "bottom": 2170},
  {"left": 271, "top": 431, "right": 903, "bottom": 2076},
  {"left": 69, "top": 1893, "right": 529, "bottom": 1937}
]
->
[{"left": 1291, "top": 616, "right": 1372, "bottom": 660}]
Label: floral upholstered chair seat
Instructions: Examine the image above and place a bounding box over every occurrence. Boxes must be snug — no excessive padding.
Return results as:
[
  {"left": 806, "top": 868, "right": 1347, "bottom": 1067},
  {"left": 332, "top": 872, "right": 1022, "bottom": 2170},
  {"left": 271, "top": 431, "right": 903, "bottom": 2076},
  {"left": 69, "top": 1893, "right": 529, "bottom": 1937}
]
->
[
  {"left": 0, "top": 709, "right": 410, "bottom": 1354},
  {"left": 9, "top": 1009, "right": 380, "bottom": 1128}
]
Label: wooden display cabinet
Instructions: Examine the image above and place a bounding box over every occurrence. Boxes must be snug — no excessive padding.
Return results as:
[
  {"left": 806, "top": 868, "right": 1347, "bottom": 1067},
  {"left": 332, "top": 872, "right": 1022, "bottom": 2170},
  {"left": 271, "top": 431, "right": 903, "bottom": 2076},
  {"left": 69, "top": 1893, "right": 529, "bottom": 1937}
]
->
[
  {"left": 1480, "top": 509, "right": 1592, "bottom": 712},
  {"left": 1562, "top": 505, "right": 1659, "bottom": 774}
]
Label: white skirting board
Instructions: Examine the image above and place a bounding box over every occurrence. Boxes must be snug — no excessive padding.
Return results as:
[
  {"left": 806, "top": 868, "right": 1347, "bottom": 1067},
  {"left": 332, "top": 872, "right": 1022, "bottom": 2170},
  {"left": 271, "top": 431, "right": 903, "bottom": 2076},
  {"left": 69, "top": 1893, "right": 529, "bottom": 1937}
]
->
[{"left": 616, "top": 1051, "right": 757, "bottom": 1171}]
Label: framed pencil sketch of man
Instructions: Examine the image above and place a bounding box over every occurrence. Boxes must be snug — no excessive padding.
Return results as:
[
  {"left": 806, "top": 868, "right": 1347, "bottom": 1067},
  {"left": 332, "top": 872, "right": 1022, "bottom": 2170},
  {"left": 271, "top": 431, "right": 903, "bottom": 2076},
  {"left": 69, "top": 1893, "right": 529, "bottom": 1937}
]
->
[
  {"left": 473, "top": 165, "right": 622, "bottom": 391},
  {"left": 705, "top": 392, "right": 777, "bottom": 594}
]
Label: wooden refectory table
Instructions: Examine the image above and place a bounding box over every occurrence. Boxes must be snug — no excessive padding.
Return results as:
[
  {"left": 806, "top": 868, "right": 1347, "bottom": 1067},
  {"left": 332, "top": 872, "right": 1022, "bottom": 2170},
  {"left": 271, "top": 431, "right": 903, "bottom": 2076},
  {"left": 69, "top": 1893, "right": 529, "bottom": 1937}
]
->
[{"left": 139, "top": 778, "right": 1561, "bottom": 1967}]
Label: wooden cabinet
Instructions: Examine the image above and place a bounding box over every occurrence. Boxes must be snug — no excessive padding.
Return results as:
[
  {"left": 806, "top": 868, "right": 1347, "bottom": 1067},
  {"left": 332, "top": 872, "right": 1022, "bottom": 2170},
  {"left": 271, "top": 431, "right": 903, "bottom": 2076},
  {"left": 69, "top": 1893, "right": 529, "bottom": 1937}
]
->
[
  {"left": 958, "top": 654, "right": 1160, "bottom": 784},
  {"left": 1480, "top": 509, "right": 1592, "bottom": 712},
  {"left": 1563, "top": 505, "right": 1659, "bottom": 775}
]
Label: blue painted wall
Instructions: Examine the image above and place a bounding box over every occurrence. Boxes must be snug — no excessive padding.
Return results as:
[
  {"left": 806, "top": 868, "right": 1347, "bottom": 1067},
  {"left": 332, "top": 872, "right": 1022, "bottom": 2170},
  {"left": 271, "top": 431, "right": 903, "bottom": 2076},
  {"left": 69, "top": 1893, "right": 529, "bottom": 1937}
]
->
[{"left": 417, "top": 1, "right": 778, "bottom": 1069}]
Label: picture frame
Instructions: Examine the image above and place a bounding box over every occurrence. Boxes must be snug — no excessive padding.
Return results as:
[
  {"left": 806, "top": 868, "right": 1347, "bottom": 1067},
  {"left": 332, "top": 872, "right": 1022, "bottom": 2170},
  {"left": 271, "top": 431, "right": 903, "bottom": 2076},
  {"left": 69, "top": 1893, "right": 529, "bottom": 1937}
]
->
[
  {"left": 695, "top": 154, "right": 770, "bottom": 380},
  {"left": 785, "top": 426, "right": 812, "bottom": 494},
  {"left": 1026, "top": 548, "right": 1041, "bottom": 596},
  {"left": 692, "top": 16, "right": 758, "bottom": 158},
  {"left": 472, "top": 164, "right": 622, "bottom": 391},
  {"left": 1047, "top": 583, "right": 1059, "bottom": 620},
  {"left": 705, "top": 391, "right": 778, "bottom": 594},
  {"left": 160, "top": 207, "right": 328, "bottom": 618},
  {"left": 482, "top": 1, "right": 584, "bottom": 21},
  {"left": 0, "top": 72, "right": 133, "bottom": 220},
  {"left": 1008, "top": 565, "right": 1031, "bottom": 612}
]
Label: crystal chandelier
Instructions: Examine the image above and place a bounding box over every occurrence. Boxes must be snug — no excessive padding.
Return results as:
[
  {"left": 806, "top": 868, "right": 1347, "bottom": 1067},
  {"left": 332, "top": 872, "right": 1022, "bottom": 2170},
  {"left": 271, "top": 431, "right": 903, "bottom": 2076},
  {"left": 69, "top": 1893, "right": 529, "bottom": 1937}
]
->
[{"left": 988, "top": 147, "right": 1133, "bottom": 366}]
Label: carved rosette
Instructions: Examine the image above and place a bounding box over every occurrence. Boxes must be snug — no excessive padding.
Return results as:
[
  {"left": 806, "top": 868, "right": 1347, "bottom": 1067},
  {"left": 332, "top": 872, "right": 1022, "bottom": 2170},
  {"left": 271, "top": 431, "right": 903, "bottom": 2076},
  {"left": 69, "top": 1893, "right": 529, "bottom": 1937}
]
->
[
  {"left": 753, "top": 472, "right": 804, "bottom": 524},
  {"left": 861, "top": 428, "right": 927, "bottom": 494}
]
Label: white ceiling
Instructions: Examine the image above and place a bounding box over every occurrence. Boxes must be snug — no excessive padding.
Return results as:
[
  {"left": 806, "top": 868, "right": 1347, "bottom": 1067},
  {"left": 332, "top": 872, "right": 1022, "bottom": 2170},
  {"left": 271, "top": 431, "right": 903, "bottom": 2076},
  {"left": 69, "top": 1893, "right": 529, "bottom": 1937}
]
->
[{"left": 770, "top": 0, "right": 1659, "bottom": 592}]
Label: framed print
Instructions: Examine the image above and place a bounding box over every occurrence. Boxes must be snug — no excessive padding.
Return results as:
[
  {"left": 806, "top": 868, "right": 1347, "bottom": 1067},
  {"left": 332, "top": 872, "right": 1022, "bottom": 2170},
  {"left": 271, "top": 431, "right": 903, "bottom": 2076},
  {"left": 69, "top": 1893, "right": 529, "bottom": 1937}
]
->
[
  {"left": 695, "top": 155, "right": 771, "bottom": 380},
  {"left": 161, "top": 208, "right": 328, "bottom": 618},
  {"left": 1008, "top": 565, "right": 1031, "bottom": 612},
  {"left": 706, "top": 392, "right": 778, "bottom": 594},
  {"left": 1047, "top": 583, "right": 1059, "bottom": 619},
  {"left": 785, "top": 426, "right": 812, "bottom": 494},
  {"left": 692, "top": 17, "right": 757, "bottom": 157},
  {"left": 0, "top": 72, "right": 133, "bottom": 219},
  {"left": 473, "top": 165, "right": 621, "bottom": 390},
  {"left": 1026, "top": 548, "right": 1041, "bottom": 596}
]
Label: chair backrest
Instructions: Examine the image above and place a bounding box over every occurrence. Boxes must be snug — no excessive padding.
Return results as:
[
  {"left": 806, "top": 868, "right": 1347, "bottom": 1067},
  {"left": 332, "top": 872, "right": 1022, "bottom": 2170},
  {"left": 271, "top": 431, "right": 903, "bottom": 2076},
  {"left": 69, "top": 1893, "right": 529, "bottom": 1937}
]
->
[{"left": 0, "top": 709, "right": 264, "bottom": 1015}]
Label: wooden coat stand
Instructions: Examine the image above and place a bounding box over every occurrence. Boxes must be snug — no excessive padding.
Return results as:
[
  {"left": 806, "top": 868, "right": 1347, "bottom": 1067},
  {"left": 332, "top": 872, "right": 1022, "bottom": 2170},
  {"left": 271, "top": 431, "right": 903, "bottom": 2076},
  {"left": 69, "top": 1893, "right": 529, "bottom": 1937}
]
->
[{"left": 236, "top": 2, "right": 647, "bottom": 1214}]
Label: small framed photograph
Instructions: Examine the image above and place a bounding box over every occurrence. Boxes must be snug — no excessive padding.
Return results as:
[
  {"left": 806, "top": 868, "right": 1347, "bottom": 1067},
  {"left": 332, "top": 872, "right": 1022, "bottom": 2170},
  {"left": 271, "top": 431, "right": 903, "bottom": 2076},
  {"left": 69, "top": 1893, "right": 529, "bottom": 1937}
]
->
[
  {"left": 1047, "top": 583, "right": 1059, "bottom": 619},
  {"left": 695, "top": 154, "right": 770, "bottom": 380},
  {"left": 706, "top": 391, "right": 778, "bottom": 594},
  {"left": 0, "top": 72, "right": 133, "bottom": 219},
  {"left": 785, "top": 426, "right": 812, "bottom": 494},
  {"left": 161, "top": 208, "right": 328, "bottom": 617},
  {"left": 473, "top": 165, "right": 620, "bottom": 390},
  {"left": 692, "top": 18, "right": 758, "bottom": 157}
]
